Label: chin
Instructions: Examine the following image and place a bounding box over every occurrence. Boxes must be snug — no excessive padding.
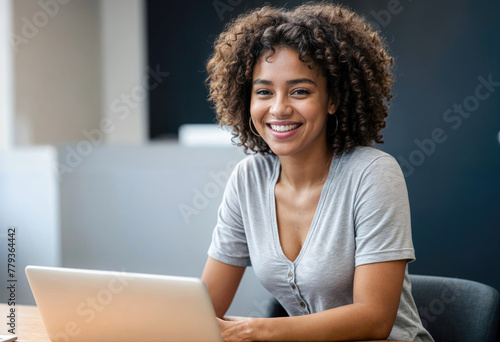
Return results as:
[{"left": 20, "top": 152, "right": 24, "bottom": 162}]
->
[{"left": 268, "top": 145, "right": 301, "bottom": 157}]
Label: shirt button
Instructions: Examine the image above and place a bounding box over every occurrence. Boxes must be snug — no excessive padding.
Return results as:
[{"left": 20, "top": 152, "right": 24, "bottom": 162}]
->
[
  {"left": 299, "top": 302, "right": 306, "bottom": 308},
  {"left": 291, "top": 284, "right": 296, "bottom": 290},
  {"left": 288, "top": 272, "right": 293, "bottom": 279}
]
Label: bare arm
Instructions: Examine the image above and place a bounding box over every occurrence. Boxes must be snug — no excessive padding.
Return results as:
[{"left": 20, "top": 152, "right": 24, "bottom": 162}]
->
[
  {"left": 201, "top": 256, "right": 246, "bottom": 318},
  {"left": 224, "top": 259, "right": 407, "bottom": 341}
]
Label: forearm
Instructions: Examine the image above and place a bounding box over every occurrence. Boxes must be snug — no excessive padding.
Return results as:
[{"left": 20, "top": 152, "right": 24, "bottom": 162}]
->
[{"left": 250, "top": 303, "right": 394, "bottom": 341}]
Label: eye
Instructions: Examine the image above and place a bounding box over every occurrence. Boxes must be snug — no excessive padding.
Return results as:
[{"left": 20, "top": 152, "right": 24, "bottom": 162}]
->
[
  {"left": 255, "top": 89, "right": 272, "bottom": 96},
  {"left": 291, "top": 88, "right": 310, "bottom": 96}
]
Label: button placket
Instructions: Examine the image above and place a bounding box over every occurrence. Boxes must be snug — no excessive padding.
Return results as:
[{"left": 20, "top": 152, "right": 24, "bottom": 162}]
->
[{"left": 287, "top": 265, "right": 309, "bottom": 314}]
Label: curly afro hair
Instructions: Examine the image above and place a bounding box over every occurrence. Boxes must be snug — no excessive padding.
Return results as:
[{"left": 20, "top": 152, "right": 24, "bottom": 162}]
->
[{"left": 206, "top": 2, "right": 394, "bottom": 155}]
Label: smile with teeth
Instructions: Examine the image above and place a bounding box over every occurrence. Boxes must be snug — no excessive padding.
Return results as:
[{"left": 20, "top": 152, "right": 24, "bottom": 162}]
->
[{"left": 269, "top": 123, "right": 302, "bottom": 132}]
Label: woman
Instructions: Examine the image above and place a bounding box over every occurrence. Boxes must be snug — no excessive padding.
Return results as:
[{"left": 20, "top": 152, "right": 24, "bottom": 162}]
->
[{"left": 202, "top": 3, "right": 434, "bottom": 342}]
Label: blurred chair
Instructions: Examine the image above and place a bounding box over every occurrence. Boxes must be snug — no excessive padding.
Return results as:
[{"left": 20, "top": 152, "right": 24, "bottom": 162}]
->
[
  {"left": 410, "top": 274, "right": 499, "bottom": 342},
  {"left": 265, "top": 274, "right": 500, "bottom": 342}
]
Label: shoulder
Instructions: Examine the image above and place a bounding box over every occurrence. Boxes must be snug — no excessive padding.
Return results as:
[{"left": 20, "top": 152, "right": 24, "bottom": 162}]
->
[
  {"left": 234, "top": 153, "right": 279, "bottom": 181},
  {"left": 225, "top": 154, "right": 278, "bottom": 198},
  {"left": 337, "top": 146, "right": 402, "bottom": 178}
]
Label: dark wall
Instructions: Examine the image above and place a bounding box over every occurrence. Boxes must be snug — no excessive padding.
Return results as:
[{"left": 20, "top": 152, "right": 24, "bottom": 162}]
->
[
  {"left": 147, "top": 0, "right": 500, "bottom": 290},
  {"left": 350, "top": 0, "right": 500, "bottom": 290},
  {"left": 147, "top": 0, "right": 304, "bottom": 139}
]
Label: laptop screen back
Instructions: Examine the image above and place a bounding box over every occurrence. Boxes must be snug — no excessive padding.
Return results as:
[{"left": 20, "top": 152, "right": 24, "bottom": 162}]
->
[{"left": 25, "top": 266, "right": 222, "bottom": 342}]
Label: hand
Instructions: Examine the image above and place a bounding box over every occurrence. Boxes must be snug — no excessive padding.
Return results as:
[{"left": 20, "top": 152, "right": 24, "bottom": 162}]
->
[{"left": 217, "top": 316, "right": 254, "bottom": 342}]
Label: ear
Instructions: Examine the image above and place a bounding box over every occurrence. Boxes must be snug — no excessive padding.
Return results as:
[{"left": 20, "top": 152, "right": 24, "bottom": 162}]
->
[{"left": 327, "top": 92, "right": 340, "bottom": 115}]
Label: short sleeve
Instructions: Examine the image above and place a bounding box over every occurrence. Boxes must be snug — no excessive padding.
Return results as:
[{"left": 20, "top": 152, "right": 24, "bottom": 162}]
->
[
  {"left": 354, "top": 155, "right": 415, "bottom": 267},
  {"left": 207, "top": 163, "right": 251, "bottom": 267}
]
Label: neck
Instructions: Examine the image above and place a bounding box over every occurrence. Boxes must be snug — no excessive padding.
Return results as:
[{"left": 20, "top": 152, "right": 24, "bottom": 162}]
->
[{"left": 277, "top": 147, "right": 333, "bottom": 191}]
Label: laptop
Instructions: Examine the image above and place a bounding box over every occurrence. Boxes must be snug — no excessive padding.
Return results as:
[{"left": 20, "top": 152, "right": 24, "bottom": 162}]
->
[{"left": 25, "top": 265, "right": 223, "bottom": 342}]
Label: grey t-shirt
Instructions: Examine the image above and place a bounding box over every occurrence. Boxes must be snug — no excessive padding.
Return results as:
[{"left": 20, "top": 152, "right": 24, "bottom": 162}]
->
[{"left": 208, "top": 146, "right": 434, "bottom": 342}]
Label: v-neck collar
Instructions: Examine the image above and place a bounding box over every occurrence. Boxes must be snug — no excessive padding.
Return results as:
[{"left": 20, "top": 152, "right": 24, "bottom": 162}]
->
[{"left": 268, "top": 155, "right": 338, "bottom": 265}]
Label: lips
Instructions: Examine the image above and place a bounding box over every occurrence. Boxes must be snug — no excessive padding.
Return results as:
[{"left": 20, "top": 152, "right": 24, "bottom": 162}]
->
[
  {"left": 269, "top": 123, "right": 301, "bottom": 132},
  {"left": 266, "top": 122, "right": 302, "bottom": 139},
  {"left": 267, "top": 122, "right": 303, "bottom": 132}
]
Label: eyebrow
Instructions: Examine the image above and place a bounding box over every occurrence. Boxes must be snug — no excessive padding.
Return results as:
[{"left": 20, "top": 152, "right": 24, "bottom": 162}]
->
[{"left": 252, "top": 78, "right": 317, "bottom": 86}]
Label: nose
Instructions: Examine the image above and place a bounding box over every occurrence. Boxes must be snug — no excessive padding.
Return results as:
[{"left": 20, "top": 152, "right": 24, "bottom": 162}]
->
[{"left": 269, "top": 94, "right": 292, "bottom": 118}]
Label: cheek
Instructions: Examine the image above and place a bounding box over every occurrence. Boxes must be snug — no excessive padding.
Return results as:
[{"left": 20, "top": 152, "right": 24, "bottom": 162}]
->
[
  {"left": 250, "top": 102, "right": 266, "bottom": 120},
  {"left": 304, "top": 103, "right": 329, "bottom": 118}
]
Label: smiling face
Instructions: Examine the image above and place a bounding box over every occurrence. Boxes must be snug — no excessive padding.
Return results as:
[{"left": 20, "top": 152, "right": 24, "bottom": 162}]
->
[{"left": 250, "top": 46, "right": 335, "bottom": 158}]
